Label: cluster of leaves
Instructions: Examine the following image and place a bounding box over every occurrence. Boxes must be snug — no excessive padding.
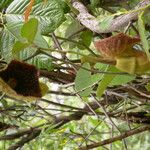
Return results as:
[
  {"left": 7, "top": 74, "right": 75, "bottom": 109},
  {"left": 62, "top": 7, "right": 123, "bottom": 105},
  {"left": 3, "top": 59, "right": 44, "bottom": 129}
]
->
[{"left": 0, "top": 0, "right": 150, "bottom": 150}]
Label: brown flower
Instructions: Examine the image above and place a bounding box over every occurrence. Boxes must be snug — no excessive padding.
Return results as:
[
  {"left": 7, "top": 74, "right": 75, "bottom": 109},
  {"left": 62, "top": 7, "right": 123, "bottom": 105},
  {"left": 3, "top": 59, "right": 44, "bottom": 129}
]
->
[
  {"left": 94, "top": 33, "right": 150, "bottom": 74},
  {"left": 94, "top": 33, "right": 140, "bottom": 60},
  {"left": 0, "top": 60, "right": 42, "bottom": 101}
]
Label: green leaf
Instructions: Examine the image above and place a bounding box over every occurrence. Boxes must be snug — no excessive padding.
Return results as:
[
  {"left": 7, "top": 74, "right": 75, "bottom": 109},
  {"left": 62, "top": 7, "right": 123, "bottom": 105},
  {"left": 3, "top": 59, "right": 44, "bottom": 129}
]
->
[
  {"left": 78, "top": 30, "right": 93, "bottom": 50},
  {"left": 110, "top": 74, "right": 135, "bottom": 86},
  {"left": 96, "top": 66, "right": 135, "bottom": 96},
  {"left": 65, "top": 18, "right": 83, "bottom": 37},
  {"left": 138, "top": 11, "right": 150, "bottom": 61},
  {"left": 39, "top": 82, "right": 49, "bottom": 96},
  {"left": 96, "top": 66, "right": 117, "bottom": 97},
  {"left": 91, "top": 73, "right": 102, "bottom": 83},
  {"left": 145, "top": 83, "right": 150, "bottom": 91},
  {"left": 0, "top": 18, "right": 48, "bottom": 62},
  {"left": 0, "top": 0, "right": 13, "bottom": 11},
  {"left": 98, "top": 15, "right": 114, "bottom": 30},
  {"left": 90, "top": 0, "right": 99, "bottom": 6},
  {"left": 75, "top": 63, "right": 93, "bottom": 97},
  {"left": 65, "top": 19, "right": 83, "bottom": 49},
  {"left": 94, "top": 63, "right": 108, "bottom": 71},
  {"left": 0, "top": 21, "right": 25, "bottom": 62},
  {"left": 34, "top": 30, "right": 49, "bottom": 49},
  {"left": 21, "top": 18, "right": 38, "bottom": 43},
  {"left": 81, "top": 30, "right": 92, "bottom": 46},
  {"left": 29, "top": 55, "right": 53, "bottom": 71},
  {"left": 12, "top": 41, "right": 30, "bottom": 54},
  {"left": 0, "top": 99, "right": 8, "bottom": 108},
  {"left": 19, "top": 49, "right": 54, "bottom": 71},
  {"left": 59, "top": 1, "right": 70, "bottom": 14},
  {"left": 6, "top": 0, "right": 64, "bottom": 34}
]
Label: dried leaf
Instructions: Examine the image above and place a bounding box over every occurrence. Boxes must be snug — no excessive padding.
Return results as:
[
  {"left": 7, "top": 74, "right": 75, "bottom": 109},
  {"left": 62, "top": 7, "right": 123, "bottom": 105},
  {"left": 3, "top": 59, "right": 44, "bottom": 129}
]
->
[{"left": 24, "top": 0, "right": 35, "bottom": 22}]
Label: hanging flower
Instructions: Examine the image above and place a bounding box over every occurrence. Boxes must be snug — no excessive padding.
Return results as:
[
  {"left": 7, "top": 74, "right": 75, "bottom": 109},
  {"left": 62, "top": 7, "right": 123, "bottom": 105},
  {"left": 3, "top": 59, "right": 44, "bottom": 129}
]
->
[
  {"left": 94, "top": 33, "right": 150, "bottom": 74},
  {"left": 94, "top": 33, "right": 141, "bottom": 60},
  {"left": 0, "top": 60, "right": 43, "bottom": 101}
]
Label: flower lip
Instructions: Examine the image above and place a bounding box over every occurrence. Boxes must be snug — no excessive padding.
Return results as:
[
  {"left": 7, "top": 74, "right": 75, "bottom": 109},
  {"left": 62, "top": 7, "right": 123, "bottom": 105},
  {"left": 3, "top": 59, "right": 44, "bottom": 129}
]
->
[
  {"left": 0, "top": 60, "right": 42, "bottom": 97},
  {"left": 94, "top": 33, "right": 140, "bottom": 59}
]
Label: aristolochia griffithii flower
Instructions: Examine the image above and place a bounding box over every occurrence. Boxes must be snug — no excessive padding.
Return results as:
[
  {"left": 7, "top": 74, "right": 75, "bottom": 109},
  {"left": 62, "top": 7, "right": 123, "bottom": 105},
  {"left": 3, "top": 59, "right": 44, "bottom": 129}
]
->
[
  {"left": 0, "top": 60, "right": 48, "bottom": 101},
  {"left": 94, "top": 33, "right": 150, "bottom": 74}
]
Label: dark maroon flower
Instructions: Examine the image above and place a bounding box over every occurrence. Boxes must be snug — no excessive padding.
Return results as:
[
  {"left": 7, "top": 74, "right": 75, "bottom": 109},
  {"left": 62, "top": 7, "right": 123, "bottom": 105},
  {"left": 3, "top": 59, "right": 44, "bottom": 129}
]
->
[{"left": 0, "top": 60, "right": 42, "bottom": 98}]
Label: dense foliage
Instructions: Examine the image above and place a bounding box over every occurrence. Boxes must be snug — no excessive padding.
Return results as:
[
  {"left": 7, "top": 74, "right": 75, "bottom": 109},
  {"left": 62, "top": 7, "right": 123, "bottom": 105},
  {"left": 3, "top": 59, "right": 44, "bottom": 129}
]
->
[{"left": 0, "top": 0, "right": 150, "bottom": 150}]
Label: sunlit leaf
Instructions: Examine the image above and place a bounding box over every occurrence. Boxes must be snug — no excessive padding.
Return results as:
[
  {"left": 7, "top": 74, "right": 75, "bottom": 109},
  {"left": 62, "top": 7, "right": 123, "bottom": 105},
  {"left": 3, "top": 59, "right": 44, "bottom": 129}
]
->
[
  {"left": 138, "top": 11, "right": 150, "bottom": 61},
  {"left": 96, "top": 66, "right": 117, "bottom": 97},
  {"left": 78, "top": 30, "right": 93, "bottom": 49},
  {"left": 21, "top": 18, "right": 38, "bottom": 43},
  {"left": 75, "top": 63, "right": 93, "bottom": 97},
  {"left": 12, "top": 41, "right": 29, "bottom": 54},
  {"left": 39, "top": 82, "right": 49, "bottom": 96},
  {"left": 110, "top": 74, "right": 135, "bottom": 86}
]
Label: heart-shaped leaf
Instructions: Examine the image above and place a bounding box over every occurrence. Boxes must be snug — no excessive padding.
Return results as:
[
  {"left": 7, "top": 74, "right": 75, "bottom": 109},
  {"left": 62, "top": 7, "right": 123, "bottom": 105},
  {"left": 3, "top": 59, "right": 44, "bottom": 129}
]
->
[
  {"left": 21, "top": 18, "right": 38, "bottom": 43},
  {"left": 12, "top": 41, "right": 30, "bottom": 54}
]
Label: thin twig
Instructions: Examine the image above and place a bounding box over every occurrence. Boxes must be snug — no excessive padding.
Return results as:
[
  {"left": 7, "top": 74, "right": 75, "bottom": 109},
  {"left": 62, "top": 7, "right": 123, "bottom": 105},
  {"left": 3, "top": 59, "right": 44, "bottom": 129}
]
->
[{"left": 79, "top": 125, "right": 150, "bottom": 150}]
